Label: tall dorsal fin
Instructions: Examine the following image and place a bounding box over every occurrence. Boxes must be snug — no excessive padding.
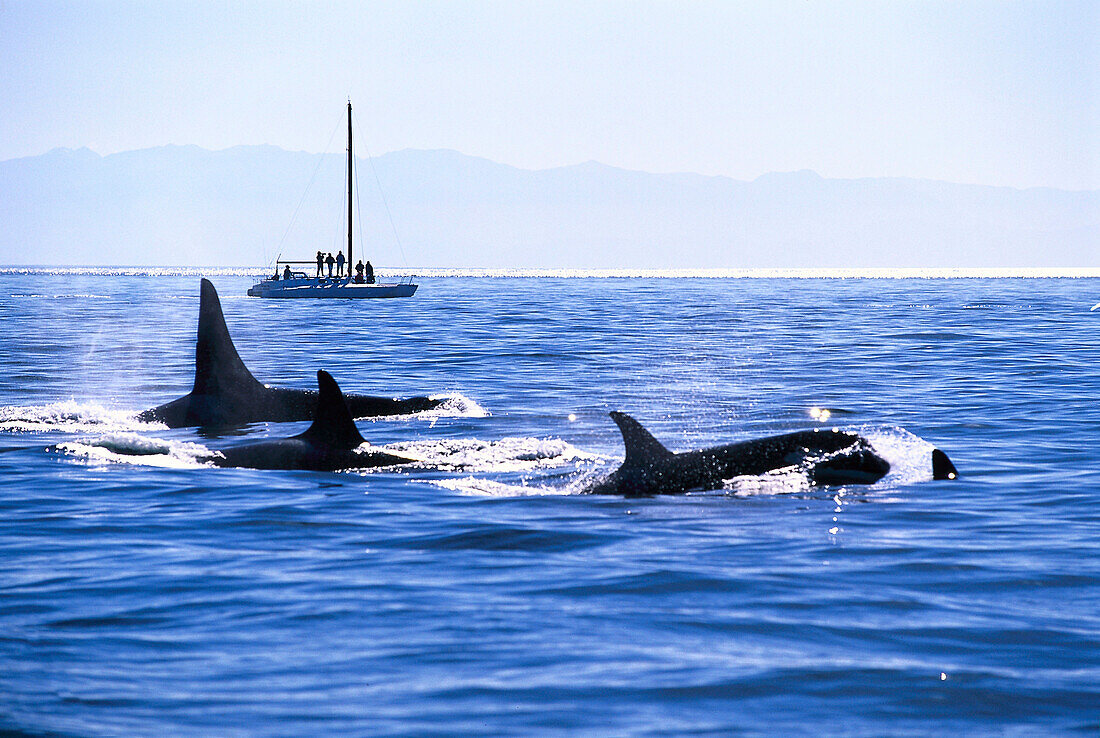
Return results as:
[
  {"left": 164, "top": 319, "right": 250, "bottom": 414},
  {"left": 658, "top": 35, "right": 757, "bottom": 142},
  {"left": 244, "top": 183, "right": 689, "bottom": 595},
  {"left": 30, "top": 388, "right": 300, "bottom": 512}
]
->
[
  {"left": 192, "top": 278, "right": 263, "bottom": 396},
  {"left": 297, "top": 370, "right": 367, "bottom": 449},
  {"left": 609, "top": 411, "right": 674, "bottom": 468}
]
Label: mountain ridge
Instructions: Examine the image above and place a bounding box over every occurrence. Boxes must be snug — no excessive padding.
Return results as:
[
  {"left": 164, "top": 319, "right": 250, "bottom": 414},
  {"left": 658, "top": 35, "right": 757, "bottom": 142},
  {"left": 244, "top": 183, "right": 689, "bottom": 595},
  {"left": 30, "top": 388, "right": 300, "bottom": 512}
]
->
[{"left": 1, "top": 145, "right": 1095, "bottom": 268}]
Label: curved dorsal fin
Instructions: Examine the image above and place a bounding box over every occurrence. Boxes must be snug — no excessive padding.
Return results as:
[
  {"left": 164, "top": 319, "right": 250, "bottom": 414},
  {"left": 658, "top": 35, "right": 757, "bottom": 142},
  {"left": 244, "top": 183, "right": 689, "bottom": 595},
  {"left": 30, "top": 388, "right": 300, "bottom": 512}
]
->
[
  {"left": 193, "top": 278, "right": 263, "bottom": 396},
  {"left": 932, "top": 448, "right": 958, "bottom": 480},
  {"left": 609, "top": 411, "right": 674, "bottom": 468},
  {"left": 297, "top": 370, "right": 366, "bottom": 449}
]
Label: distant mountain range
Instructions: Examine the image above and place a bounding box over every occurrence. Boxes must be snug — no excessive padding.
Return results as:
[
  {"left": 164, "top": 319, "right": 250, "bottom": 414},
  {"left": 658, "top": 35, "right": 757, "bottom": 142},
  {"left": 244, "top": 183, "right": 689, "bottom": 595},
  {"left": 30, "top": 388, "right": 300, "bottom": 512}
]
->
[{"left": 1, "top": 145, "right": 1096, "bottom": 268}]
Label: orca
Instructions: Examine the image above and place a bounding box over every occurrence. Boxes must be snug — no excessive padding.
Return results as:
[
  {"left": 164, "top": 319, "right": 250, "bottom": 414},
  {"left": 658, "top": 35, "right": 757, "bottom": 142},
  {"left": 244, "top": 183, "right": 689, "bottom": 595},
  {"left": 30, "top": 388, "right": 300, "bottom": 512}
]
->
[
  {"left": 584, "top": 411, "right": 905, "bottom": 496},
  {"left": 139, "top": 279, "right": 442, "bottom": 427},
  {"left": 208, "top": 370, "right": 414, "bottom": 471}
]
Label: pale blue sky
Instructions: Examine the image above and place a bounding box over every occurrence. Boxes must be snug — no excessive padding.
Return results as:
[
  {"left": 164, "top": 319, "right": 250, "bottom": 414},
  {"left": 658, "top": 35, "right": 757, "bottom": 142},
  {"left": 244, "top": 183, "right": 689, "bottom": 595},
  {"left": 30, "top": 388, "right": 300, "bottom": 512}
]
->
[{"left": 1, "top": 0, "right": 1096, "bottom": 189}]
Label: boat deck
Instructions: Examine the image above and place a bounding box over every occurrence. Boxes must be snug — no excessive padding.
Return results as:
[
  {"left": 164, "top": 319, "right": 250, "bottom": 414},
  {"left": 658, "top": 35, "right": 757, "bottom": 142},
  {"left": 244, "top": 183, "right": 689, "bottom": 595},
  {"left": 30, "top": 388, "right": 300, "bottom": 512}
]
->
[{"left": 247, "top": 278, "right": 417, "bottom": 299}]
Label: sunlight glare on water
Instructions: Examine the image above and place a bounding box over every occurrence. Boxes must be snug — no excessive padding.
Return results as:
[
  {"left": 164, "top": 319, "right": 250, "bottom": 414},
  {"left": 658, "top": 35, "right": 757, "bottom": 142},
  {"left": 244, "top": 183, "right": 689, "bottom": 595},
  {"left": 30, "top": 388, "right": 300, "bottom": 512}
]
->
[{"left": 0, "top": 272, "right": 1098, "bottom": 736}]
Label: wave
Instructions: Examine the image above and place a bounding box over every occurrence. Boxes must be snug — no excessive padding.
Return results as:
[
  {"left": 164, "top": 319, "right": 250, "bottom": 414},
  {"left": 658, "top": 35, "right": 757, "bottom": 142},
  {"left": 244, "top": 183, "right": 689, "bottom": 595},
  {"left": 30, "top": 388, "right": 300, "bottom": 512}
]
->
[
  {"left": 360, "top": 393, "right": 489, "bottom": 423},
  {"left": 0, "top": 401, "right": 153, "bottom": 434},
  {"left": 52, "top": 429, "right": 597, "bottom": 475},
  {"left": 723, "top": 425, "right": 941, "bottom": 496},
  {"left": 53, "top": 433, "right": 407, "bottom": 469},
  {"left": 858, "top": 425, "right": 943, "bottom": 487},
  {"left": 432, "top": 424, "right": 947, "bottom": 498},
  {"left": 6, "top": 292, "right": 113, "bottom": 299},
  {"left": 0, "top": 393, "right": 484, "bottom": 437},
  {"left": 431, "top": 476, "right": 577, "bottom": 497},
  {"left": 45, "top": 416, "right": 944, "bottom": 498},
  {"left": 391, "top": 435, "right": 600, "bottom": 473},
  {"left": 53, "top": 433, "right": 212, "bottom": 469}
]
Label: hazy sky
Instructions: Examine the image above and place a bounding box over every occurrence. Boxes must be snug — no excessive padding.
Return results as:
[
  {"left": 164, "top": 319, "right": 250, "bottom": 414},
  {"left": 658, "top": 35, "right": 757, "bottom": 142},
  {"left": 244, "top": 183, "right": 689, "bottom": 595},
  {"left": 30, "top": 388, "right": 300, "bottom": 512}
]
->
[{"left": 1, "top": 1, "right": 1096, "bottom": 189}]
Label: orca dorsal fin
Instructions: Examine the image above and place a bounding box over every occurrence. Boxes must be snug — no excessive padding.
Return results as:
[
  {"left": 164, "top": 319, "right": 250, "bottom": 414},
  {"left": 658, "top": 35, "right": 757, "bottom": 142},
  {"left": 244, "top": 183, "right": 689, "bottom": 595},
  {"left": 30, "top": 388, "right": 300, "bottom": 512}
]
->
[
  {"left": 610, "top": 411, "right": 674, "bottom": 468},
  {"left": 932, "top": 448, "right": 958, "bottom": 480},
  {"left": 192, "top": 278, "right": 263, "bottom": 396},
  {"left": 297, "top": 370, "right": 367, "bottom": 449}
]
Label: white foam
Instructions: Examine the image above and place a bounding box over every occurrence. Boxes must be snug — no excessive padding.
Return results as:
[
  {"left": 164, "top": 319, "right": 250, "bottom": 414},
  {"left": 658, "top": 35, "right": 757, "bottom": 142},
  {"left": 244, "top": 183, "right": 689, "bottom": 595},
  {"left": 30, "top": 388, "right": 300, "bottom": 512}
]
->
[
  {"left": 54, "top": 433, "right": 213, "bottom": 469},
  {"left": 387, "top": 436, "right": 599, "bottom": 473},
  {"left": 420, "top": 426, "right": 943, "bottom": 499},
  {"left": 0, "top": 392, "right": 485, "bottom": 437},
  {"left": 429, "top": 453, "right": 616, "bottom": 497},
  {"left": 356, "top": 393, "right": 489, "bottom": 425},
  {"left": 431, "top": 476, "right": 575, "bottom": 497},
  {"left": 850, "top": 425, "right": 939, "bottom": 487},
  {"left": 7, "top": 293, "right": 112, "bottom": 299},
  {"left": 724, "top": 426, "right": 940, "bottom": 494},
  {"left": 0, "top": 401, "right": 157, "bottom": 434},
  {"left": 418, "top": 393, "right": 489, "bottom": 420},
  {"left": 722, "top": 466, "right": 814, "bottom": 496}
]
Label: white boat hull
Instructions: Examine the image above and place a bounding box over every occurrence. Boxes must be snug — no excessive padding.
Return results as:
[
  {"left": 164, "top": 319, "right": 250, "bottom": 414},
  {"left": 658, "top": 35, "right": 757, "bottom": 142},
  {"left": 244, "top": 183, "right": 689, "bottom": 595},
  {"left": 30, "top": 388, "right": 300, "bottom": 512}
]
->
[{"left": 247, "top": 278, "right": 417, "bottom": 299}]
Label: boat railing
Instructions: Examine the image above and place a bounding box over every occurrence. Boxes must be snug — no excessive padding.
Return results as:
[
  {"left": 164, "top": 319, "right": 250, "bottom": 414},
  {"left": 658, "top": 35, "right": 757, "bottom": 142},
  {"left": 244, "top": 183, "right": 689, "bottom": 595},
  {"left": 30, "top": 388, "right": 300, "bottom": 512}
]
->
[
  {"left": 261, "top": 259, "right": 410, "bottom": 286},
  {"left": 273, "top": 260, "right": 407, "bottom": 283}
]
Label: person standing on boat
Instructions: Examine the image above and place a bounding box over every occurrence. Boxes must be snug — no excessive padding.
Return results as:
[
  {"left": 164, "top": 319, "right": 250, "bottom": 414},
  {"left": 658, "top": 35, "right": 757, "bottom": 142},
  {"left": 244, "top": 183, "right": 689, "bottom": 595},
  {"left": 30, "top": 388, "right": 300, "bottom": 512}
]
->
[
  {"left": 336, "top": 251, "right": 346, "bottom": 278},
  {"left": 354, "top": 260, "right": 365, "bottom": 284},
  {"left": 326, "top": 252, "right": 335, "bottom": 278},
  {"left": 283, "top": 264, "right": 292, "bottom": 280},
  {"left": 316, "top": 251, "right": 324, "bottom": 277},
  {"left": 365, "top": 260, "right": 375, "bottom": 284}
]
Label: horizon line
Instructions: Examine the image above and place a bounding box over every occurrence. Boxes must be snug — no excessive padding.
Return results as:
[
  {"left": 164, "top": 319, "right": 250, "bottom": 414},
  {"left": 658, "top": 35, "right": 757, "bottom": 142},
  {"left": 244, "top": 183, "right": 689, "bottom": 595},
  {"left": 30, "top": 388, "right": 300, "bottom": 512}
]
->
[{"left": 3, "top": 266, "right": 1100, "bottom": 279}]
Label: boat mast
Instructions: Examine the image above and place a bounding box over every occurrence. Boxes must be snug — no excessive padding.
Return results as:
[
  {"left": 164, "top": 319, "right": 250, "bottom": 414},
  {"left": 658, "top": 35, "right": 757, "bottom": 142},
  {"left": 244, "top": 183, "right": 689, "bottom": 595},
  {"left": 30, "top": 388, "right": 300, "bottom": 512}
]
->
[{"left": 346, "top": 100, "right": 353, "bottom": 279}]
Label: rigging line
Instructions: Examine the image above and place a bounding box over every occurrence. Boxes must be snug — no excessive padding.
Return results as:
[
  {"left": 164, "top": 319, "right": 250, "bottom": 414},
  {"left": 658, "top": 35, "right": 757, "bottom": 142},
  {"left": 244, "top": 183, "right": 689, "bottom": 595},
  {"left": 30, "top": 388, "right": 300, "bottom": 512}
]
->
[
  {"left": 274, "top": 117, "right": 342, "bottom": 266},
  {"left": 352, "top": 108, "right": 410, "bottom": 278},
  {"left": 338, "top": 140, "right": 348, "bottom": 256},
  {"left": 354, "top": 146, "right": 364, "bottom": 272}
]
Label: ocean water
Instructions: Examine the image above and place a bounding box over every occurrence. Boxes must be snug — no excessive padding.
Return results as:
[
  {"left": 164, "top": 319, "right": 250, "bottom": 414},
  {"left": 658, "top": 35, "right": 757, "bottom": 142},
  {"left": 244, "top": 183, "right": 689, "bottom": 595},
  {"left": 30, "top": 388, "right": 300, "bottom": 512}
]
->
[{"left": 1, "top": 271, "right": 1098, "bottom": 736}]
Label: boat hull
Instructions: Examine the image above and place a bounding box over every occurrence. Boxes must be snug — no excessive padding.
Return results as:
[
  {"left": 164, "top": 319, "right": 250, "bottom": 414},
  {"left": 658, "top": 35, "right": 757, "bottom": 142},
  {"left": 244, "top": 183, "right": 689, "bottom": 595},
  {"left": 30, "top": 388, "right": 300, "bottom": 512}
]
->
[{"left": 247, "top": 279, "right": 417, "bottom": 299}]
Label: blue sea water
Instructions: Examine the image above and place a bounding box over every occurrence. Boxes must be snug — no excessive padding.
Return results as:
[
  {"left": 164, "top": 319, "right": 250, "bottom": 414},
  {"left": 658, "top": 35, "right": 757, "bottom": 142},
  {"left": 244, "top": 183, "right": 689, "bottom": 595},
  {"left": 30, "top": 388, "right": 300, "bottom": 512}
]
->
[{"left": 0, "top": 271, "right": 1098, "bottom": 736}]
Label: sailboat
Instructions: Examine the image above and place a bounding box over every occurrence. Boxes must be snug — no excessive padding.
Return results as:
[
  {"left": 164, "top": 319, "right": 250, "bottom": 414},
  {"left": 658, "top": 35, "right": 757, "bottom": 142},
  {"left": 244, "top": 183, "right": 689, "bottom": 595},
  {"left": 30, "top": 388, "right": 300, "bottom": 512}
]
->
[{"left": 247, "top": 101, "right": 418, "bottom": 299}]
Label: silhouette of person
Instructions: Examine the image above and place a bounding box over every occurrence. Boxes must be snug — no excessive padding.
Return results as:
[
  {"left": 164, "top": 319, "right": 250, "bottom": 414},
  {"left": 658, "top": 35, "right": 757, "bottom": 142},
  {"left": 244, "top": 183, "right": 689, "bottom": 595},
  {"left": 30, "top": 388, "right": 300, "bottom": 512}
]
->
[
  {"left": 336, "top": 250, "right": 346, "bottom": 278},
  {"left": 354, "top": 260, "right": 365, "bottom": 284},
  {"left": 365, "top": 260, "right": 375, "bottom": 284},
  {"left": 283, "top": 264, "right": 292, "bottom": 280},
  {"left": 316, "top": 251, "right": 324, "bottom": 277},
  {"left": 325, "top": 252, "right": 335, "bottom": 278}
]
